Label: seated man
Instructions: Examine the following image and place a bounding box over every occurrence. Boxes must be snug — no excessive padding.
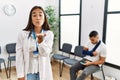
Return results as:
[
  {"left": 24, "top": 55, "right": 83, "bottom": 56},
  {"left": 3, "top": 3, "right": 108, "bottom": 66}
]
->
[{"left": 70, "top": 31, "right": 106, "bottom": 80}]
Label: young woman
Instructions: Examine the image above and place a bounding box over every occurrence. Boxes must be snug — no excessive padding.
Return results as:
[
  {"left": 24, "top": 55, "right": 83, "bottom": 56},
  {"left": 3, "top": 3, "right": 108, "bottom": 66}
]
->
[{"left": 16, "top": 6, "right": 54, "bottom": 80}]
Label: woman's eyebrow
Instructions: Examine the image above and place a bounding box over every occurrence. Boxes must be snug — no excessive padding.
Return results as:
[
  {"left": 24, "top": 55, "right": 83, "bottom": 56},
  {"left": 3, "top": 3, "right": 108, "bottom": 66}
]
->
[{"left": 32, "top": 11, "right": 43, "bottom": 14}]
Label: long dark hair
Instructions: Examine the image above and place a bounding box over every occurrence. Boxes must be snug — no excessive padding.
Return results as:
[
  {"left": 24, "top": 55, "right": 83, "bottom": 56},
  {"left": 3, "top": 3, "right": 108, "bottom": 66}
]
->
[{"left": 23, "top": 6, "right": 50, "bottom": 31}]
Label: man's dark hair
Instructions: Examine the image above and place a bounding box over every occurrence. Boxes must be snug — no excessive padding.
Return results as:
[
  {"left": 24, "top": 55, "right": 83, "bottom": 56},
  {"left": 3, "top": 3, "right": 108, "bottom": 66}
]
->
[{"left": 89, "top": 31, "right": 98, "bottom": 37}]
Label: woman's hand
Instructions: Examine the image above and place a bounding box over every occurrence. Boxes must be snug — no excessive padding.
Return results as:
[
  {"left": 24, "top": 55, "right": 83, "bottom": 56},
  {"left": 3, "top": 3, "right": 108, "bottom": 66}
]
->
[
  {"left": 18, "top": 77, "right": 25, "bottom": 80},
  {"left": 36, "top": 33, "right": 46, "bottom": 43}
]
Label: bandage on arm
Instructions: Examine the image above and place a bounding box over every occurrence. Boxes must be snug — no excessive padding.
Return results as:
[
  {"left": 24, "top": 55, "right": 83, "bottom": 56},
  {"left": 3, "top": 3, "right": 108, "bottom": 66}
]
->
[{"left": 82, "top": 50, "right": 93, "bottom": 56}]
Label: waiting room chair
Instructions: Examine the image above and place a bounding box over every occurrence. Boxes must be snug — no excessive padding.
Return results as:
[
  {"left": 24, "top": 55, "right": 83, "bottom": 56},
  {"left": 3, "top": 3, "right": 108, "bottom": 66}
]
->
[
  {"left": 61, "top": 45, "right": 84, "bottom": 76},
  {"left": 52, "top": 43, "right": 72, "bottom": 77},
  {"left": 6, "top": 43, "right": 16, "bottom": 78},
  {"left": 0, "top": 46, "right": 8, "bottom": 78},
  {"left": 91, "top": 64, "right": 105, "bottom": 80}
]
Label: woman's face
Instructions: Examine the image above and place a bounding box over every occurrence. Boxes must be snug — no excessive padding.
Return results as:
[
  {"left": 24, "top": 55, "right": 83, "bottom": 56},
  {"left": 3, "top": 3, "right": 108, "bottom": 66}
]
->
[{"left": 32, "top": 8, "right": 45, "bottom": 28}]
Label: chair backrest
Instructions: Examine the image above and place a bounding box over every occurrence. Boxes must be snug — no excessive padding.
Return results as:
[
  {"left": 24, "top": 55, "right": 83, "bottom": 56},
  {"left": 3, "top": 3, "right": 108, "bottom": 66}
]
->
[
  {"left": 62, "top": 43, "right": 72, "bottom": 53},
  {"left": 74, "top": 46, "right": 85, "bottom": 57},
  {"left": 6, "top": 43, "right": 16, "bottom": 54}
]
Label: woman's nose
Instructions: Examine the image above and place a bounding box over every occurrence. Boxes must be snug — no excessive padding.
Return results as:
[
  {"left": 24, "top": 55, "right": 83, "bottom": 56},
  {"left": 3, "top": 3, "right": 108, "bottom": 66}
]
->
[{"left": 36, "top": 16, "right": 40, "bottom": 19}]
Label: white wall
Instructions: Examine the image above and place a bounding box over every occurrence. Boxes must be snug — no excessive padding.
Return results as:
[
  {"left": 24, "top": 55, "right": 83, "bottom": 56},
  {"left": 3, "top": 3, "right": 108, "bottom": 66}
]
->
[
  {"left": 81, "top": 0, "right": 104, "bottom": 45},
  {"left": 0, "top": 0, "right": 58, "bottom": 68}
]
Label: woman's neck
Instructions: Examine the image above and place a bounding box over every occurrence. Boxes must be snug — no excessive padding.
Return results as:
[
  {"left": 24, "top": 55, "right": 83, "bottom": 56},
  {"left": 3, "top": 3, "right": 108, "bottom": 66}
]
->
[{"left": 34, "top": 27, "right": 42, "bottom": 34}]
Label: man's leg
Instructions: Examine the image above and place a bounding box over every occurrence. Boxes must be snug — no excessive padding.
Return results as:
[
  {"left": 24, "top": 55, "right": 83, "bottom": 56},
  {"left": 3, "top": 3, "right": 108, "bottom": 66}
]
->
[
  {"left": 70, "top": 61, "right": 85, "bottom": 80},
  {"left": 76, "top": 65, "right": 99, "bottom": 80}
]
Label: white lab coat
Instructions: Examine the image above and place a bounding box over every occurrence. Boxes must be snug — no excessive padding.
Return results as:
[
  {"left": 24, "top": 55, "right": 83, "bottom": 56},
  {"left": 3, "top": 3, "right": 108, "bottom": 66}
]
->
[{"left": 16, "top": 30, "right": 54, "bottom": 80}]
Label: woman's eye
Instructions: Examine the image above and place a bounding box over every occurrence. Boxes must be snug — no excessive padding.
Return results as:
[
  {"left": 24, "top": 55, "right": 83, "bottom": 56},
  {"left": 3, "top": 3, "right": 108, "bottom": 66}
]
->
[
  {"left": 39, "top": 14, "right": 42, "bottom": 17},
  {"left": 33, "top": 15, "right": 37, "bottom": 17}
]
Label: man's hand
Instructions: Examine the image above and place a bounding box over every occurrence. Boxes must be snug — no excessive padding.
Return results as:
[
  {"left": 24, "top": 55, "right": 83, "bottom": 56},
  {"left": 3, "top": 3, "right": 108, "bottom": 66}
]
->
[
  {"left": 83, "top": 47, "right": 89, "bottom": 50},
  {"left": 84, "top": 56, "right": 106, "bottom": 66},
  {"left": 84, "top": 61, "right": 92, "bottom": 66},
  {"left": 92, "top": 51, "right": 98, "bottom": 56}
]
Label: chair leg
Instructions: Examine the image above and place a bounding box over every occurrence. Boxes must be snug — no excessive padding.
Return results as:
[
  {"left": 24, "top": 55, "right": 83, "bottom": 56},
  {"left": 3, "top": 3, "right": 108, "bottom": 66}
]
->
[
  {"left": 59, "top": 60, "right": 61, "bottom": 77},
  {"left": 7, "top": 60, "right": 9, "bottom": 70},
  {"left": 101, "top": 68, "right": 105, "bottom": 80},
  {"left": 60, "top": 62, "right": 64, "bottom": 77},
  {"left": 0, "top": 64, "right": 2, "bottom": 72},
  {"left": 9, "top": 60, "right": 12, "bottom": 78},
  {"left": 3, "top": 61, "right": 9, "bottom": 78},
  {"left": 91, "top": 74, "right": 94, "bottom": 80}
]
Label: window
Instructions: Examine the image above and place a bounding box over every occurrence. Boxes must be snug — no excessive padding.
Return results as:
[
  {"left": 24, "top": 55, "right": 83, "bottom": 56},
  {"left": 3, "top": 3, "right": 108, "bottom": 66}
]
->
[
  {"left": 108, "top": 0, "right": 120, "bottom": 12},
  {"left": 59, "top": 0, "right": 81, "bottom": 52},
  {"left": 61, "top": 0, "right": 80, "bottom": 14},
  {"left": 105, "top": 0, "right": 120, "bottom": 68}
]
